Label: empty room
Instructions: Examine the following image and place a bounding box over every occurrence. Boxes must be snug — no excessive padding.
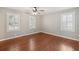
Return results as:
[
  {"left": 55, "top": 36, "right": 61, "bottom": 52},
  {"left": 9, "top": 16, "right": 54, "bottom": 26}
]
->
[{"left": 0, "top": 7, "right": 79, "bottom": 51}]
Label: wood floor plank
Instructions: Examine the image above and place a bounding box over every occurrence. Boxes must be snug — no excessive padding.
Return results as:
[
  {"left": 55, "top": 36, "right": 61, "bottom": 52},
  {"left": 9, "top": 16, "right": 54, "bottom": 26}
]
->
[{"left": 0, "top": 32, "right": 79, "bottom": 51}]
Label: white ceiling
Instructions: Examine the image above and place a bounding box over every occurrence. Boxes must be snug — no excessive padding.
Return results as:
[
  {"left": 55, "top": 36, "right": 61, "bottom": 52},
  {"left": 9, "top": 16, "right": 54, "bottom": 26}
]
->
[{"left": 7, "top": 7, "right": 73, "bottom": 15}]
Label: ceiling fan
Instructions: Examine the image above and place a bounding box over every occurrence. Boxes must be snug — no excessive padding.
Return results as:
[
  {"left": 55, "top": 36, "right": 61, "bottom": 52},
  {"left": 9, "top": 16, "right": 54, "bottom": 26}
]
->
[
  {"left": 24, "top": 7, "right": 45, "bottom": 15},
  {"left": 32, "top": 7, "right": 45, "bottom": 15}
]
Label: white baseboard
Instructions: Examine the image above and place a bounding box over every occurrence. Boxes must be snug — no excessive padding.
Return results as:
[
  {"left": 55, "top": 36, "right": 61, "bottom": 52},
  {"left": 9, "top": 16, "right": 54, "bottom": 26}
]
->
[
  {"left": 0, "top": 31, "right": 79, "bottom": 42},
  {"left": 42, "top": 31, "right": 79, "bottom": 41},
  {"left": 0, "top": 32, "right": 40, "bottom": 41}
]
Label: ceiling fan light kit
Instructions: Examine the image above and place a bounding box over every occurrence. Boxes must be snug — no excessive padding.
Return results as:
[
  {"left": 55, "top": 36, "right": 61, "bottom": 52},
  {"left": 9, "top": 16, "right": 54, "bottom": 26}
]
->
[{"left": 32, "top": 7, "right": 39, "bottom": 15}]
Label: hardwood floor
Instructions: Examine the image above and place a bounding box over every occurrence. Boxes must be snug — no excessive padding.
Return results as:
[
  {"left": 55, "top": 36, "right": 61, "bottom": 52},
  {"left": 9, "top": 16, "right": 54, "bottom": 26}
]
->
[{"left": 0, "top": 32, "right": 79, "bottom": 51}]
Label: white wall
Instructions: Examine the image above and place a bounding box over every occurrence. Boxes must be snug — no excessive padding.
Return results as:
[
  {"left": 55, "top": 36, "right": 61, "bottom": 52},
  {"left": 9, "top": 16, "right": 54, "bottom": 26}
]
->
[
  {"left": 42, "top": 8, "right": 79, "bottom": 39},
  {"left": 0, "top": 7, "right": 79, "bottom": 40},
  {"left": 0, "top": 8, "right": 41, "bottom": 39},
  {"left": 42, "top": 14, "right": 58, "bottom": 34}
]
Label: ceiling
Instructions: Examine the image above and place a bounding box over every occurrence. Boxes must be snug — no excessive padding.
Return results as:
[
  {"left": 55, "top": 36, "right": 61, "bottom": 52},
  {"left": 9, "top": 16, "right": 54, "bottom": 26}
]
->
[{"left": 7, "top": 7, "right": 73, "bottom": 15}]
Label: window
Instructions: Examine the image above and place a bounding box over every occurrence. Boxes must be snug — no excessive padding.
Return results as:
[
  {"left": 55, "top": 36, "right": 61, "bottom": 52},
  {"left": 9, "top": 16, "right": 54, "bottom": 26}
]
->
[
  {"left": 29, "top": 16, "right": 36, "bottom": 30},
  {"left": 61, "top": 12, "right": 75, "bottom": 32},
  {"left": 7, "top": 13, "right": 20, "bottom": 32}
]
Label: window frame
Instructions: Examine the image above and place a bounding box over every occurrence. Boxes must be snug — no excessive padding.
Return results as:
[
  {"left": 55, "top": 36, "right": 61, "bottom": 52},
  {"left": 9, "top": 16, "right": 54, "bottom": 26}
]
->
[
  {"left": 60, "top": 12, "right": 75, "bottom": 32},
  {"left": 29, "top": 15, "right": 37, "bottom": 30},
  {"left": 6, "top": 12, "right": 20, "bottom": 32}
]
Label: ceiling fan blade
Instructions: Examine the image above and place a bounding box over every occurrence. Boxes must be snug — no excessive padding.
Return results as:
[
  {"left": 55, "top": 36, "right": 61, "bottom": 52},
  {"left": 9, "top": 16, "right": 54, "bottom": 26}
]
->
[{"left": 39, "top": 10, "right": 45, "bottom": 12}]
